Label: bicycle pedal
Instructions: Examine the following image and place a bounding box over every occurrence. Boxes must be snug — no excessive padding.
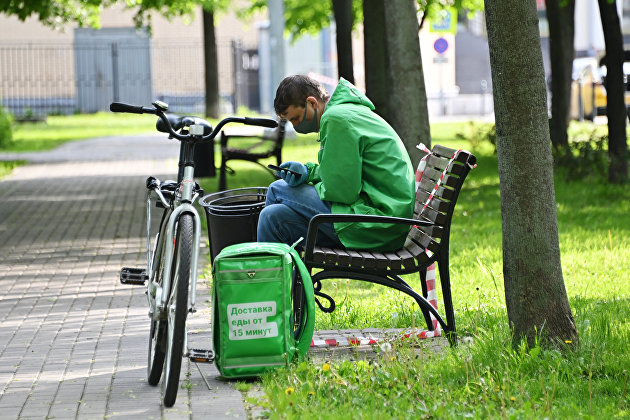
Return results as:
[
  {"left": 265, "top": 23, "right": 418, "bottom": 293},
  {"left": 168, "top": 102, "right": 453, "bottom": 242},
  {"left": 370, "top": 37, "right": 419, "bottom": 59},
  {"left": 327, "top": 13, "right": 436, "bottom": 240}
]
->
[
  {"left": 120, "top": 267, "right": 148, "bottom": 285},
  {"left": 189, "top": 348, "right": 214, "bottom": 363}
]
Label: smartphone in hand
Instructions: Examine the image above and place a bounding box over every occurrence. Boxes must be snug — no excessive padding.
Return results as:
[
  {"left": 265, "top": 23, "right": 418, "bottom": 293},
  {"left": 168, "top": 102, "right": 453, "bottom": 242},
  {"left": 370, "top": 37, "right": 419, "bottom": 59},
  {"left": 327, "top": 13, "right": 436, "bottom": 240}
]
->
[{"left": 267, "top": 164, "right": 302, "bottom": 178}]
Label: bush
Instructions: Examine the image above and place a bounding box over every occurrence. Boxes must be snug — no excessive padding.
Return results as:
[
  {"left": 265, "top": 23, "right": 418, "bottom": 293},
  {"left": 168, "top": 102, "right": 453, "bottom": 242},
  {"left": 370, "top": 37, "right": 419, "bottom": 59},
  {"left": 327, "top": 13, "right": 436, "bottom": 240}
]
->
[
  {"left": 455, "top": 121, "right": 496, "bottom": 153},
  {"left": 554, "top": 123, "right": 609, "bottom": 181},
  {"left": 0, "top": 105, "right": 13, "bottom": 149}
]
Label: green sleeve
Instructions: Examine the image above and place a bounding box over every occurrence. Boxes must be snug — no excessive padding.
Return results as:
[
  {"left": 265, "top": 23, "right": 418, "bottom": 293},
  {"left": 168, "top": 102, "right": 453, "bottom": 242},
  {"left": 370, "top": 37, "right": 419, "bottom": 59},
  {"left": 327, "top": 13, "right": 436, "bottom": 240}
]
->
[{"left": 305, "top": 162, "right": 320, "bottom": 183}]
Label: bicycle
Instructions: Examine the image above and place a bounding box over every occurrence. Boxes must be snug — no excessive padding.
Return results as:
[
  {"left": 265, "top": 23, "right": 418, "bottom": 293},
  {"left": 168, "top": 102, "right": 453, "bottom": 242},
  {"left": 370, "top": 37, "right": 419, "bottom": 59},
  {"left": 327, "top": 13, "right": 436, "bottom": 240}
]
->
[{"left": 111, "top": 100, "right": 277, "bottom": 407}]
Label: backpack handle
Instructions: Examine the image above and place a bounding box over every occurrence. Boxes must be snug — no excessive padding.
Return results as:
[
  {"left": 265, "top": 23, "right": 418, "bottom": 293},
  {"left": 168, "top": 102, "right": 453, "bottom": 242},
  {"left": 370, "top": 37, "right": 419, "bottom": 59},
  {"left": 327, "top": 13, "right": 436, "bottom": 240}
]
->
[{"left": 288, "top": 249, "right": 315, "bottom": 358}]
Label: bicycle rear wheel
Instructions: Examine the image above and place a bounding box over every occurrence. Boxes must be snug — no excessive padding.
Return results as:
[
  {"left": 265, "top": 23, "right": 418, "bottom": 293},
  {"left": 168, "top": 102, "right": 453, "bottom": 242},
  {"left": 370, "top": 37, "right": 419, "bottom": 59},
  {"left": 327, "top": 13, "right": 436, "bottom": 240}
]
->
[
  {"left": 148, "top": 227, "right": 168, "bottom": 385},
  {"left": 162, "top": 213, "right": 193, "bottom": 407},
  {"left": 291, "top": 266, "right": 306, "bottom": 337},
  {"left": 147, "top": 318, "right": 165, "bottom": 385}
]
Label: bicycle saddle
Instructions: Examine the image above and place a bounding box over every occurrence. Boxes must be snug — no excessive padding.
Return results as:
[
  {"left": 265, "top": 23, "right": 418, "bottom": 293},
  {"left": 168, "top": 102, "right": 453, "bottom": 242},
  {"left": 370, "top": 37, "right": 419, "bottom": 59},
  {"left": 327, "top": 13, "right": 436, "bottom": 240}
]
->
[{"left": 156, "top": 114, "right": 213, "bottom": 136}]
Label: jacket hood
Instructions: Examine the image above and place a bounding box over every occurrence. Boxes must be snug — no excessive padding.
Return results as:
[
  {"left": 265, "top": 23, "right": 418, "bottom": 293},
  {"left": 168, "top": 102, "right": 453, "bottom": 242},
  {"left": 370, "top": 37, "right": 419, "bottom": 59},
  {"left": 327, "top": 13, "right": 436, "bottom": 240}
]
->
[{"left": 326, "top": 78, "right": 375, "bottom": 111}]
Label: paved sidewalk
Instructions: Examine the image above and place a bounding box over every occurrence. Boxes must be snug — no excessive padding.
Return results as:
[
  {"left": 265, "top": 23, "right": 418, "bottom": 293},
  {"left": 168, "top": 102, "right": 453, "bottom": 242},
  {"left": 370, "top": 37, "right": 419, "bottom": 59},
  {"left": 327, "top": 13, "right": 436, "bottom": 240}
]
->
[{"left": 0, "top": 135, "right": 244, "bottom": 419}]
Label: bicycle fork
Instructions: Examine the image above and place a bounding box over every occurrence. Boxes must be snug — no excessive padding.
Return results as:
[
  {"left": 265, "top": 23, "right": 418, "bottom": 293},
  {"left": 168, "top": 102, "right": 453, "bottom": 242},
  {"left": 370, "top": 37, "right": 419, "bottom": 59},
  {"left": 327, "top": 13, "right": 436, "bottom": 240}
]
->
[{"left": 158, "top": 203, "right": 201, "bottom": 313}]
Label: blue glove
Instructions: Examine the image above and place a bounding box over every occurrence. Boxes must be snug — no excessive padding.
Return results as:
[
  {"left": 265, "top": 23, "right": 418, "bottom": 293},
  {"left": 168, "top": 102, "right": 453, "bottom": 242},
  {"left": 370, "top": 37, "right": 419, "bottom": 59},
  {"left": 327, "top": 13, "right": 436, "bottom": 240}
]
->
[{"left": 278, "top": 161, "right": 308, "bottom": 187}]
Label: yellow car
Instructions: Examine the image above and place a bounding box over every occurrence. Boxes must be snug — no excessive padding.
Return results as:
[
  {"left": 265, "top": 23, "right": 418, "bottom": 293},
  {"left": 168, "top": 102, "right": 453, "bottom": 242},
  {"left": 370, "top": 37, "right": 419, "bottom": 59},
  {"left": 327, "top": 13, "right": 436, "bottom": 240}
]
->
[
  {"left": 596, "top": 59, "right": 630, "bottom": 117},
  {"left": 570, "top": 57, "right": 602, "bottom": 121},
  {"left": 570, "top": 55, "right": 630, "bottom": 121}
]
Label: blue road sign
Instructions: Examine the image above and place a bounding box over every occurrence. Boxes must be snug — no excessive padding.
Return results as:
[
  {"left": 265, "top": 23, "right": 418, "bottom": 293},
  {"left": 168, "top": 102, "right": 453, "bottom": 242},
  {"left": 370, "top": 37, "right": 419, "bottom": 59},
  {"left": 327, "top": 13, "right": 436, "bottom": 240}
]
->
[{"left": 433, "top": 37, "right": 449, "bottom": 54}]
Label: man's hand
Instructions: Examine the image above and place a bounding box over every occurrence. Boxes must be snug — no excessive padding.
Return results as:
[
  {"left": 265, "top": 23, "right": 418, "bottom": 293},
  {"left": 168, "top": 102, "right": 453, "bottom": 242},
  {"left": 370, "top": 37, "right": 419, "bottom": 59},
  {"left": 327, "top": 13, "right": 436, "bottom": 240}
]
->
[{"left": 278, "top": 161, "right": 308, "bottom": 186}]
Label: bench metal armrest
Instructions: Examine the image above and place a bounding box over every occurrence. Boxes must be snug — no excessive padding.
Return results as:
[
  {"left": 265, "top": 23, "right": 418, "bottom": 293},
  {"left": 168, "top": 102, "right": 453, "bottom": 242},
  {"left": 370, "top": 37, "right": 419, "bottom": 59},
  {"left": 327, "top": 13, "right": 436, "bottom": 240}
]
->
[{"left": 303, "top": 213, "right": 433, "bottom": 261}]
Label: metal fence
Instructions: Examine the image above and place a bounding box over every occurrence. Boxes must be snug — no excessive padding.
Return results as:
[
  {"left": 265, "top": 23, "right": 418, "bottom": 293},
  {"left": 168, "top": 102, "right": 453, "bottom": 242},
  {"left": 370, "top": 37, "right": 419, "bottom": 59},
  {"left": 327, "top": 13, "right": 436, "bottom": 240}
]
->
[{"left": 0, "top": 39, "right": 255, "bottom": 117}]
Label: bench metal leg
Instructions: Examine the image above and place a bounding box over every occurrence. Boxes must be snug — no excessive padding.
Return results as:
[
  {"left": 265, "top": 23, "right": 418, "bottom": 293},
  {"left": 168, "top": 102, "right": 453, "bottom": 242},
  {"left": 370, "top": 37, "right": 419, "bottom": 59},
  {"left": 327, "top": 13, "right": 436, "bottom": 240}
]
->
[
  {"left": 437, "top": 253, "right": 457, "bottom": 343},
  {"left": 218, "top": 159, "right": 228, "bottom": 191}
]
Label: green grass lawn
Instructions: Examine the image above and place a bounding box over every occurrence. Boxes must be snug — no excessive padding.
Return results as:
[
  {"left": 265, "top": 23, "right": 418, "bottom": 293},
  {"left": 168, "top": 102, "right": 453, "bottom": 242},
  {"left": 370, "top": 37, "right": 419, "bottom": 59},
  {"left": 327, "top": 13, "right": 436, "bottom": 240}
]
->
[
  {"left": 204, "top": 124, "right": 629, "bottom": 419},
  {"left": 8, "top": 112, "right": 157, "bottom": 151},
  {"left": 0, "top": 112, "right": 158, "bottom": 177}
]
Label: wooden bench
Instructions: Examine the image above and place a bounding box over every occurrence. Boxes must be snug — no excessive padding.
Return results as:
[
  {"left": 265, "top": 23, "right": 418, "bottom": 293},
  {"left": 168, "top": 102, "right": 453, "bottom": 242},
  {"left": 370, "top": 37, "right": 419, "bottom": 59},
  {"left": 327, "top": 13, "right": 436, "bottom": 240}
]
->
[
  {"left": 218, "top": 119, "right": 287, "bottom": 191},
  {"left": 301, "top": 144, "right": 477, "bottom": 344}
]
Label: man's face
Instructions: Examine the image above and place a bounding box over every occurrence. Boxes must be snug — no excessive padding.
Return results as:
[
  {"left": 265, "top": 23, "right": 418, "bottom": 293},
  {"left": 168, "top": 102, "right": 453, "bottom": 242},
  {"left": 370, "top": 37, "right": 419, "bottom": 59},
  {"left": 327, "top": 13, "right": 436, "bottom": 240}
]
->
[
  {"left": 280, "top": 96, "right": 318, "bottom": 130},
  {"left": 280, "top": 104, "right": 307, "bottom": 128}
]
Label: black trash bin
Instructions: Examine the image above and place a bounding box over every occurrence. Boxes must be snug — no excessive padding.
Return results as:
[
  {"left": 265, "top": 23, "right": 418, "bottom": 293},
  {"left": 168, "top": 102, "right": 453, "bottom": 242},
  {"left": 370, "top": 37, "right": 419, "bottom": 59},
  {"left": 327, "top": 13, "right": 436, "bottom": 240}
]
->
[{"left": 200, "top": 187, "right": 267, "bottom": 261}]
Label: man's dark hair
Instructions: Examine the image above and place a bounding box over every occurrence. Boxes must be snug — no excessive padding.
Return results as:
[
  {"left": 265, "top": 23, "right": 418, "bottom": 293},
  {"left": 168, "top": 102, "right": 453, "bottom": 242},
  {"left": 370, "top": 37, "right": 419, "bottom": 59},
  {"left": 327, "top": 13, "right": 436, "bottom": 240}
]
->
[{"left": 273, "top": 75, "right": 330, "bottom": 115}]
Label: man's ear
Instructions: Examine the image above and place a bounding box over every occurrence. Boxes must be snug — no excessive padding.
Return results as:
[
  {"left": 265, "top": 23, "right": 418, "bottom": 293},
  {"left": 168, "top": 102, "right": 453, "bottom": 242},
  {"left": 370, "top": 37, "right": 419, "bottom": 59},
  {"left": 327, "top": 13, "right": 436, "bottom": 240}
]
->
[{"left": 305, "top": 96, "right": 318, "bottom": 108}]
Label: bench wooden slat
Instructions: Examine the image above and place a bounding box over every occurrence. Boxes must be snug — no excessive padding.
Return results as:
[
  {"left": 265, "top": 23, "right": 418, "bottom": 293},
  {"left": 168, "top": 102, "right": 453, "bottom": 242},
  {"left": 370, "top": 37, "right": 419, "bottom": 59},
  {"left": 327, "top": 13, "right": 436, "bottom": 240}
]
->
[
  {"left": 416, "top": 190, "right": 452, "bottom": 213},
  {"left": 426, "top": 148, "right": 471, "bottom": 177},
  {"left": 412, "top": 229, "right": 432, "bottom": 249},
  {"left": 403, "top": 241, "right": 428, "bottom": 268},
  {"left": 448, "top": 161, "right": 466, "bottom": 176},
  {"left": 426, "top": 224, "right": 443, "bottom": 239},
  {"left": 321, "top": 247, "right": 338, "bottom": 265},
  {"left": 454, "top": 152, "right": 472, "bottom": 164},
  {"left": 312, "top": 247, "right": 326, "bottom": 264},
  {"left": 406, "top": 223, "right": 440, "bottom": 240},
  {"left": 414, "top": 205, "right": 447, "bottom": 227},
  {"left": 442, "top": 175, "right": 460, "bottom": 189},
  {"left": 417, "top": 173, "right": 459, "bottom": 193},
  {"left": 383, "top": 252, "right": 402, "bottom": 270},
  {"left": 418, "top": 179, "right": 455, "bottom": 201},
  {"left": 421, "top": 166, "right": 444, "bottom": 184},
  {"left": 432, "top": 145, "right": 474, "bottom": 168},
  {"left": 358, "top": 251, "right": 377, "bottom": 268},
  {"left": 431, "top": 144, "right": 457, "bottom": 159},
  {"left": 334, "top": 248, "right": 352, "bottom": 266},
  {"left": 415, "top": 251, "right": 431, "bottom": 266},
  {"left": 413, "top": 201, "right": 438, "bottom": 221},
  {"left": 371, "top": 252, "right": 389, "bottom": 270},
  {"left": 342, "top": 249, "right": 362, "bottom": 267},
  {"left": 314, "top": 247, "right": 353, "bottom": 267},
  {"left": 396, "top": 249, "right": 418, "bottom": 270},
  {"left": 425, "top": 154, "right": 450, "bottom": 170}
]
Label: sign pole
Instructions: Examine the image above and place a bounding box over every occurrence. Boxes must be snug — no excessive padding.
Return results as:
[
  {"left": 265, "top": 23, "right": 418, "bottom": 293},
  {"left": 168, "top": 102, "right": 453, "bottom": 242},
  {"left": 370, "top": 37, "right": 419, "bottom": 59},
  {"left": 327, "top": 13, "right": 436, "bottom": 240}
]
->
[{"left": 433, "top": 37, "right": 449, "bottom": 116}]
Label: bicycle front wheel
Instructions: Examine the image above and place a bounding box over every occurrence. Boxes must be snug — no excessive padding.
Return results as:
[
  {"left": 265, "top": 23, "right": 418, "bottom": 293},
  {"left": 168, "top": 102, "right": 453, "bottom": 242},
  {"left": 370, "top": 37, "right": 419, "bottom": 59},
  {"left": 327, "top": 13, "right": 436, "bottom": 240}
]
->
[{"left": 162, "top": 213, "right": 193, "bottom": 407}]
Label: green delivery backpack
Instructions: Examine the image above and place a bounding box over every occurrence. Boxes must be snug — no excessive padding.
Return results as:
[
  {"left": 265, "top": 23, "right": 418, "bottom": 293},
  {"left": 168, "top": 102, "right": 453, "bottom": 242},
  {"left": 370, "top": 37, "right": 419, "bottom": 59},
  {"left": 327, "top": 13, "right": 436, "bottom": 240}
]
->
[{"left": 211, "top": 241, "right": 315, "bottom": 378}]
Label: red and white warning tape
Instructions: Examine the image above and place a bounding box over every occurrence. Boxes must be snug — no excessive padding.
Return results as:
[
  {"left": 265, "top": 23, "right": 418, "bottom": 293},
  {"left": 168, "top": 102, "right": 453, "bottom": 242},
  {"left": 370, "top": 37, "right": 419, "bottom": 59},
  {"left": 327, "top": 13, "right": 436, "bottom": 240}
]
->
[
  {"left": 310, "top": 263, "right": 440, "bottom": 348},
  {"left": 416, "top": 143, "right": 476, "bottom": 217}
]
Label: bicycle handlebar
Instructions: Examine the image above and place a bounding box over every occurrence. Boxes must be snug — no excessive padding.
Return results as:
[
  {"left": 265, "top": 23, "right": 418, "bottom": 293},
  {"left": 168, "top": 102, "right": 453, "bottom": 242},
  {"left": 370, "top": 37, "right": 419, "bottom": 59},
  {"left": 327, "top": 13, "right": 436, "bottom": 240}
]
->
[
  {"left": 109, "top": 101, "right": 278, "bottom": 141},
  {"left": 242, "top": 117, "right": 278, "bottom": 128},
  {"left": 109, "top": 102, "right": 156, "bottom": 115}
]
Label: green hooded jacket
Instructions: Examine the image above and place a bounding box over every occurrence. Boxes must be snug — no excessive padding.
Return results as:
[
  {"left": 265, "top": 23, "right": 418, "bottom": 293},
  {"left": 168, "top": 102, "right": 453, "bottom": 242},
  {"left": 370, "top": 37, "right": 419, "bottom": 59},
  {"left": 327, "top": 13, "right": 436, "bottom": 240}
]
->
[{"left": 304, "top": 78, "right": 415, "bottom": 251}]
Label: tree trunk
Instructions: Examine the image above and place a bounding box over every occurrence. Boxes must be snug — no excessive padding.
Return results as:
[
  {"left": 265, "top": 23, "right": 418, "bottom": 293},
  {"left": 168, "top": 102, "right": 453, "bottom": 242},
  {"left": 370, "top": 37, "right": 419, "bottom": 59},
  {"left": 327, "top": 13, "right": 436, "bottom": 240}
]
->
[
  {"left": 383, "top": 0, "right": 431, "bottom": 165},
  {"left": 545, "top": 0, "right": 575, "bottom": 151},
  {"left": 363, "top": 0, "right": 388, "bottom": 120},
  {"left": 203, "top": 8, "right": 220, "bottom": 118},
  {"left": 598, "top": 0, "right": 628, "bottom": 184},
  {"left": 332, "top": 0, "right": 354, "bottom": 84},
  {"left": 484, "top": 0, "right": 578, "bottom": 348}
]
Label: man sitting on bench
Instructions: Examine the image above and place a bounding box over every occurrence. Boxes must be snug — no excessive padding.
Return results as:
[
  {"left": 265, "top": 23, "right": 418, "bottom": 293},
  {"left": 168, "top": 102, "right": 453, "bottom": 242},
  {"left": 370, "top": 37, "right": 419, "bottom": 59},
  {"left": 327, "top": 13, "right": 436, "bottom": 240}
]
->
[{"left": 257, "top": 74, "right": 415, "bottom": 251}]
